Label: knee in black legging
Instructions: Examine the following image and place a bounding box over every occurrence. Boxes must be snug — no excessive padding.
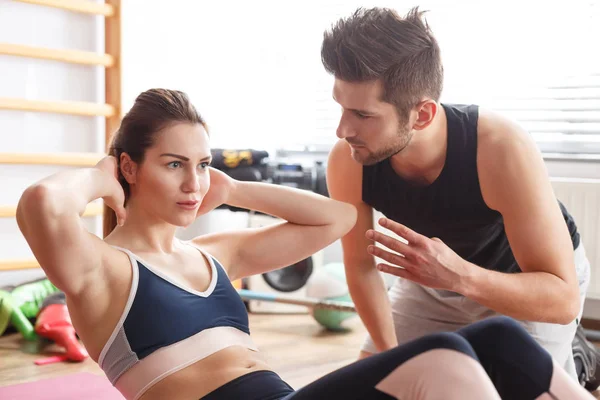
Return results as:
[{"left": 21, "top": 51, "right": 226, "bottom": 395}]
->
[
  {"left": 394, "top": 331, "right": 481, "bottom": 364},
  {"left": 458, "top": 316, "right": 553, "bottom": 388},
  {"left": 458, "top": 316, "right": 540, "bottom": 356}
]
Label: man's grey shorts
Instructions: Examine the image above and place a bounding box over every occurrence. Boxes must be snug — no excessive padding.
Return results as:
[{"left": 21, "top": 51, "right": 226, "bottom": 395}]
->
[{"left": 361, "top": 244, "right": 591, "bottom": 379}]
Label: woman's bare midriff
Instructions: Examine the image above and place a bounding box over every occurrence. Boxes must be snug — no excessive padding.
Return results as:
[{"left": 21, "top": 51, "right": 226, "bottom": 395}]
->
[{"left": 138, "top": 346, "right": 275, "bottom": 400}]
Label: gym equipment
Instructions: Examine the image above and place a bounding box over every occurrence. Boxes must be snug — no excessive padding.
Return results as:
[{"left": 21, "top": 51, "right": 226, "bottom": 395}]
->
[
  {"left": 306, "top": 263, "right": 357, "bottom": 331},
  {"left": 35, "top": 354, "right": 70, "bottom": 366},
  {"left": 267, "top": 159, "right": 328, "bottom": 197},
  {"left": 212, "top": 148, "right": 330, "bottom": 207},
  {"left": 35, "top": 292, "right": 88, "bottom": 362},
  {"left": 211, "top": 148, "right": 269, "bottom": 171},
  {"left": 269, "top": 147, "right": 330, "bottom": 196},
  {"left": 575, "top": 325, "right": 600, "bottom": 390},
  {"left": 0, "top": 290, "right": 37, "bottom": 340},
  {"left": 11, "top": 278, "right": 60, "bottom": 318},
  {"left": 238, "top": 289, "right": 356, "bottom": 313},
  {"left": 0, "top": 278, "right": 61, "bottom": 340},
  {"left": 0, "top": 291, "right": 10, "bottom": 335}
]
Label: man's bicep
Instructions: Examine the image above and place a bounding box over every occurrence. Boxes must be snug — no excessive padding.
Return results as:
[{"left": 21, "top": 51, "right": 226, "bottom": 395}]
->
[
  {"left": 499, "top": 173, "right": 575, "bottom": 278},
  {"left": 341, "top": 202, "right": 376, "bottom": 269},
  {"left": 326, "top": 140, "right": 362, "bottom": 202},
  {"left": 326, "top": 141, "right": 376, "bottom": 269},
  {"left": 478, "top": 122, "right": 575, "bottom": 279}
]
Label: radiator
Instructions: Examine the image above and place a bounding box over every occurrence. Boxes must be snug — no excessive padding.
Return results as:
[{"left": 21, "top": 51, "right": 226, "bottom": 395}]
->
[{"left": 551, "top": 178, "right": 600, "bottom": 299}]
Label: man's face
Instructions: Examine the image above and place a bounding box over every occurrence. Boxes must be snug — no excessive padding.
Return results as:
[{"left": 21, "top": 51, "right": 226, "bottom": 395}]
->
[{"left": 333, "top": 79, "right": 412, "bottom": 165}]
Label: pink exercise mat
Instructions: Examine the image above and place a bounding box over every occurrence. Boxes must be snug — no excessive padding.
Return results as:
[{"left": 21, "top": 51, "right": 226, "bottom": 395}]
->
[{"left": 0, "top": 372, "right": 124, "bottom": 400}]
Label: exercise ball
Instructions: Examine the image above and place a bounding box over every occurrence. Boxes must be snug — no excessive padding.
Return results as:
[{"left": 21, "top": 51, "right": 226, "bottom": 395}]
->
[{"left": 306, "top": 263, "right": 356, "bottom": 331}]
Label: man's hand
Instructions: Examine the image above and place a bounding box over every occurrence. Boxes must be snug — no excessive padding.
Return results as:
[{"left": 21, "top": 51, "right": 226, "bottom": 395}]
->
[{"left": 366, "top": 217, "right": 475, "bottom": 293}]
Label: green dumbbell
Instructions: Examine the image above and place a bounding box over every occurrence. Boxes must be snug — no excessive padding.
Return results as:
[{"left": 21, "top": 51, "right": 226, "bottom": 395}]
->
[
  {"left": 0, "top": 291, "right": 11, "bottom": 335},
  {"left": 0, "top": 290, "right": 37, "bottom": 341},
  {"left": 11, "top": 279, "right": 60, "bottom": 319}
]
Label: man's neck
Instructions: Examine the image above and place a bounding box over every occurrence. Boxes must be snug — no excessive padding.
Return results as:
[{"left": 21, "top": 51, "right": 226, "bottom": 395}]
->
[{"left": 389, "top": 105, "right": 448, "bottom": 185}]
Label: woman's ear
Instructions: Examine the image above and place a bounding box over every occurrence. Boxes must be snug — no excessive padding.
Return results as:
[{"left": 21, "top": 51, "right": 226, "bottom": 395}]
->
[{"left": 120, "top": 153, "right": 137, "bottom": 184}]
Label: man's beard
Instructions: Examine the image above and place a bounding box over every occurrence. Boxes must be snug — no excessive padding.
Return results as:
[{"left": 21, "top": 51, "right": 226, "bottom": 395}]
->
[{"left": 353, "top": 124, "right": 412, "bottom": 166}]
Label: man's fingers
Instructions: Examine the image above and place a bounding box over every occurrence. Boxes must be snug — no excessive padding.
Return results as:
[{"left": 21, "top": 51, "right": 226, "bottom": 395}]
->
[
  {"left": 367, "top": 245, "right": 415, "bottom": 270},
  {"left": 376, "top": 263, "right": 414, "bottom": 280},
  {"left": 378, "top": 218, "right": 426, "bottom": 246},
  {"left": 366, "top": 229, "right": 412, "bottom": 255}
]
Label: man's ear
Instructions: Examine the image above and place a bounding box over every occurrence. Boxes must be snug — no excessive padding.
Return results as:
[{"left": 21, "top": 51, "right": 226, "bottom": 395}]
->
[
  {"left": 411, "top": 100, "right": 438, "bottom": 131},
  {"left": 120, "top": 153, "right": 137, "bottom": 184}
]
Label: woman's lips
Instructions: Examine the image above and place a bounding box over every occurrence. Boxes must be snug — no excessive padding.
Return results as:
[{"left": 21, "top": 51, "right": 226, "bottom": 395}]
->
[{"left": 177, "top": 201, "right": 199, "bottom": 210}]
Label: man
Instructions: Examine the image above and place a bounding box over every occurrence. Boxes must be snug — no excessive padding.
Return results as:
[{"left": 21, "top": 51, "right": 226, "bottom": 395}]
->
[{"left": 322, "top": 6, "right": 595, "bottom": 384}]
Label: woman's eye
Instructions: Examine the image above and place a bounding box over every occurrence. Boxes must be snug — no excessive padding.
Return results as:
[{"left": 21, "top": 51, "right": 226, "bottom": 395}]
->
[
  {"left": 168, "top": 161, "right": 182, "bottom": 168},
  {"left": 199, "top": 162, "right": 210, "bottom": 170}
]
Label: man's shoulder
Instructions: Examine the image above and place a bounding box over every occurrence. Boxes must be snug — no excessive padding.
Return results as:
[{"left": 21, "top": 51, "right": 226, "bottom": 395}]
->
[
  {"left": 476, "top": 107, "right": 533, "bottom": 157},
  {"left": 328, "top": 140, "right": 363, "bottom": 173},
  {"left": 442, "top": 102, "right": 479, "bottom": 110},
  {"left": 326, "top": 140, "right": 371, "bottom": 207},
  {"left": 327, "top": 140, "right": 363, "bottom": 181},
  {"left": 442, "top": 102, "right": 480, "bottom": 114},
  {"left": 475, "top": 108, "right": 543, "bottom": 198}
]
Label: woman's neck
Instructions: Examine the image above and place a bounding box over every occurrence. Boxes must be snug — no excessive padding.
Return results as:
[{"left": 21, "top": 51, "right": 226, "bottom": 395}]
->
[{"left": 105, "top": 205, "right": 179, "bottom": 254}]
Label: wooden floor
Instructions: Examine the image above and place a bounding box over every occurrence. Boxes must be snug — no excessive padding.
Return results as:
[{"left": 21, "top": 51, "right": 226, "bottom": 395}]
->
[
  {"left": 0, "top": 313, "right": 365, "bottom": 392},
  {"left": 1, "top": 313, "right": 600, "bottom": 398}
]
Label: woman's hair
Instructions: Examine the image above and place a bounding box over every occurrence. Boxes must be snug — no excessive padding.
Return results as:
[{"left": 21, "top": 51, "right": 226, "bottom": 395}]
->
[
  {"left": 103, "top": 88, "right": 207, "bottom": 237},
  {"left": 321, "top": 7, "right": 443, "bottom": 121}
]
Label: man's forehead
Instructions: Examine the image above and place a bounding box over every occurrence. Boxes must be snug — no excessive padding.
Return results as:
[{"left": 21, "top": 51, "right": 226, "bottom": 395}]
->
[{"left": 333, "top": 79, "right": 383, "bottom": 107}]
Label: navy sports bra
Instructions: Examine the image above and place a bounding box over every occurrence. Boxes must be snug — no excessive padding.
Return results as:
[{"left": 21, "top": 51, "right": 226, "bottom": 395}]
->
[{"left": 98, "top": 242, "right": 258, "bottom": 400}]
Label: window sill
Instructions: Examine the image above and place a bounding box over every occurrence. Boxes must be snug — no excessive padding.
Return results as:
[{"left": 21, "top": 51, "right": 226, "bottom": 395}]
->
[{"left": 542, "top": 153, "right": 600, "bottom": 162}]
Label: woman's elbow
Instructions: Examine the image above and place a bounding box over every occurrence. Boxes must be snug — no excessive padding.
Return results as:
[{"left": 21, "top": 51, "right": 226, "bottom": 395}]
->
[
  {"left": 17, "top": 184, "right": 56, "bottom": 226},
  {"left": 333, "top": 202, "right": 357, "bottom": 237}
]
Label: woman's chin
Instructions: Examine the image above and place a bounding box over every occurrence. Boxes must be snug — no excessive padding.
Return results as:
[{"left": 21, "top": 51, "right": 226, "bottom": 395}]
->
[{"left": 171, "top": 214, "right": 197, "bottom": 228}]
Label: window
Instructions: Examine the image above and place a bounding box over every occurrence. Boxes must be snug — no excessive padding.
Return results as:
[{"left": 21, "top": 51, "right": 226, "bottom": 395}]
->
[
  {"left": 484, "top": 74, "right": 600, "bottom": 156},
  {"left": 124, "top": 1, "right": 599, "bottom": 156},
  {"left": 306, "top": 1, "right": 600, "bottom": 156}
]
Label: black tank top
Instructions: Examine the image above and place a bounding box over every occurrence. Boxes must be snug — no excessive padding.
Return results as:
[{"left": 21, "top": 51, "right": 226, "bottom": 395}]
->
[{"left": 362, "top": 103, "right": 580, "bottom": 273}]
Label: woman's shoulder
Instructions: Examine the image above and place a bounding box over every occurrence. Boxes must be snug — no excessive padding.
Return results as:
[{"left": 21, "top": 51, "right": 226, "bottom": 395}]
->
[
  {"left": 188, "top": 232, "right": 240, "bottom": 273},
  {"left": 99, "top": 235, "right": 140, "bottom": 279}
]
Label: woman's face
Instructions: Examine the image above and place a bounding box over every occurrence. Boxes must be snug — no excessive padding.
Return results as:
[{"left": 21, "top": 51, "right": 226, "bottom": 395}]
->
[{"left": 127, "top": 122, "right": 212, "bottom": 227}]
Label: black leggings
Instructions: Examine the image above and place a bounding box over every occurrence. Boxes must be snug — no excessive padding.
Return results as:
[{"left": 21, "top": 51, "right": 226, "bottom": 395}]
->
[{"left": 202, "top": 316, "right": 571, "bottom": 400}]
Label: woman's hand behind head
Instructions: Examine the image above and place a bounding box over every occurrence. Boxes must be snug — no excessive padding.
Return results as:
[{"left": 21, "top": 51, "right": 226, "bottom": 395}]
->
[
  {"left": 95, "top": 156, "right": 127, "bottom": 226},
  {"left": 196, "top": 167, "right": 236, "bottom": 218},
  {"left": 95, "top": 155, "right": 120, "bottom": 181}
]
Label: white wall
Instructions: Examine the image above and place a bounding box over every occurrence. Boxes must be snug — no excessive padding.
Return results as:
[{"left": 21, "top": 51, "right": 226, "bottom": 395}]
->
[
  {"left": 119, "top": 0, "right": 599, "bottom": 149},
  {"left": 119, "top": 0, "right": 331, "bottom": 152},
  {"left": 0, "top": 0, "right": 105, "bottom": 286},
  {"left": 547, "top": 158, "right": 600, "bottom": 319},
  {"left": 1, "top": 1, "right": 598, "bottom": 312}
]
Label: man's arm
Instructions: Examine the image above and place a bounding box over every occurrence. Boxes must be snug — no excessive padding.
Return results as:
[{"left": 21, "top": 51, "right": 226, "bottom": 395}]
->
[
  {"left": 364, "top": 111, "right": 579, "bottom": 324},
  {"left": 327, "top": 140, "right": 398, "bottom": 353},
  {"left": 467, "top": 110, "right": 580, "bottom": 324}
]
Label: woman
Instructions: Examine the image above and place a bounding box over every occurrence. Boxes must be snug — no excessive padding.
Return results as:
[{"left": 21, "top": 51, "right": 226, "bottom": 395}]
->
[{"left": 17, "top": 89, "right": 593, "bottom": 400}]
